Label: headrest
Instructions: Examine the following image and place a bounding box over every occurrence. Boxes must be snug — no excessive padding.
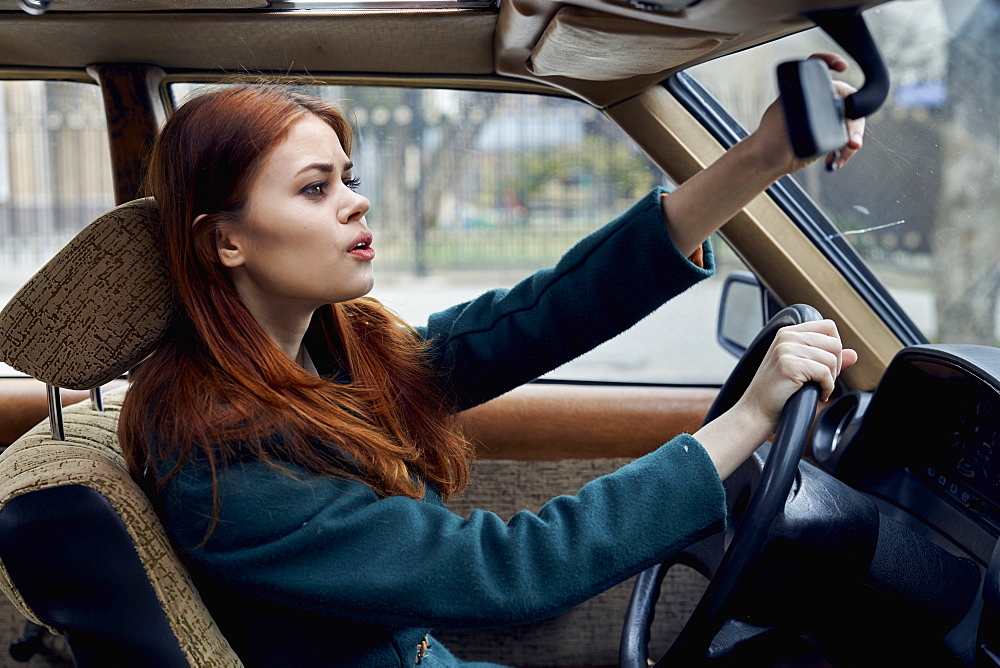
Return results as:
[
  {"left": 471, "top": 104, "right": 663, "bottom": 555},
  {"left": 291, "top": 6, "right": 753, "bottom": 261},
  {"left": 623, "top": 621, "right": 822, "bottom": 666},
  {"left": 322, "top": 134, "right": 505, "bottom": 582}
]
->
[{"left": 0, "top": 199, "right": 176, "bottom": 390}]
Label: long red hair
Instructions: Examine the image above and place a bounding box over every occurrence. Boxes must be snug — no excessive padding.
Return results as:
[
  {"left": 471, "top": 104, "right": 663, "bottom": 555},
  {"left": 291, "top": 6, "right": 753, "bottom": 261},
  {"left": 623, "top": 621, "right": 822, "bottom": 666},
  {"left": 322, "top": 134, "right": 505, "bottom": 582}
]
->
[{"left": 119, "top": 85, "right": 471, "bottom": 530}]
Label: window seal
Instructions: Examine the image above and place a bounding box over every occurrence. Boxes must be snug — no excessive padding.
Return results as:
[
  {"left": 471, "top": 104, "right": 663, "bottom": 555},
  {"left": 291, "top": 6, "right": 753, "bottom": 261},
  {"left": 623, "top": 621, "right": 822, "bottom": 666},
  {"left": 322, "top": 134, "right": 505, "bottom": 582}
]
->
[{"left": 665, "top": 70, "right": 927, "bottom": 347}]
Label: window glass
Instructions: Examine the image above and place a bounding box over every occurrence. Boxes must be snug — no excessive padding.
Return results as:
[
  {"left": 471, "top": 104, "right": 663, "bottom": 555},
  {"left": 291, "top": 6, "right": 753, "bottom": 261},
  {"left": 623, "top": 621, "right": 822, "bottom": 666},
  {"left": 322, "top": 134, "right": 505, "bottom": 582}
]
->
[
  {"left": 172, "top": 83, "right": 745, "bottom": 384},
  {"left": 689, "top": 0, "right": 1000, "bottom": 346},
  {"left": 0, "top": 81, "right": 115, "bottom": 375}
]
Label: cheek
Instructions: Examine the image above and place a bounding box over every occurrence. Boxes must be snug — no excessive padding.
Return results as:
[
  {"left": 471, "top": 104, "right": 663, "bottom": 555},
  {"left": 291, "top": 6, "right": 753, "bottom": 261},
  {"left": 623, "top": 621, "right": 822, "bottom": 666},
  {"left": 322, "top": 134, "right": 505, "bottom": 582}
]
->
[
  {"left": 241, "top": 201, "right": 340, "bottom": 266},
  {"left": 243, "top": 218, "right": 312, "bottom": 258}
]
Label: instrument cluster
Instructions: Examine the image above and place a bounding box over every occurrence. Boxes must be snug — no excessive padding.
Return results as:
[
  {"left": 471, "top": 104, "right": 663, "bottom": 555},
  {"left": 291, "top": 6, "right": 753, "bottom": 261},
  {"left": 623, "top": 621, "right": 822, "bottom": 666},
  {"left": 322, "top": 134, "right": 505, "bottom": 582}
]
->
[{"left": 813, "top": 345, "right": 1000, "bottom": 536}]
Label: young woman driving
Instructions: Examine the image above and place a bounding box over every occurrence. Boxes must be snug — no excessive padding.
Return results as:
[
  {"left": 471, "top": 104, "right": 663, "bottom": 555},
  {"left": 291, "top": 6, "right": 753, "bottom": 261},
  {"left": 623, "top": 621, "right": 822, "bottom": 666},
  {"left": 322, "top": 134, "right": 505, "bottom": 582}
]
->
[{"left": 120, "top": 54, "right": 864, "bottom": 667}]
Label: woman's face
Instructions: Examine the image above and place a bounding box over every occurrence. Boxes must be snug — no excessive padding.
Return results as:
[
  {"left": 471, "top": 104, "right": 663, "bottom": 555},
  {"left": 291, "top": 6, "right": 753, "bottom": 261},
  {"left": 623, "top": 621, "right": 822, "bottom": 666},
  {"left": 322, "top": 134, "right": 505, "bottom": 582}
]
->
[{"left": 217, "top": 114, "right": 374, "bottom": 322}]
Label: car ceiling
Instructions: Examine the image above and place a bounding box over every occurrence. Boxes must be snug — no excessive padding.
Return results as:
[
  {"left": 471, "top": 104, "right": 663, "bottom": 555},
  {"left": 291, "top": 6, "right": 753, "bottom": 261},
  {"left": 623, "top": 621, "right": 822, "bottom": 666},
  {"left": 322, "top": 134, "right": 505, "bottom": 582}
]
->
[{"left": 0, "top": 0, "right": 892, "bottom": 106}]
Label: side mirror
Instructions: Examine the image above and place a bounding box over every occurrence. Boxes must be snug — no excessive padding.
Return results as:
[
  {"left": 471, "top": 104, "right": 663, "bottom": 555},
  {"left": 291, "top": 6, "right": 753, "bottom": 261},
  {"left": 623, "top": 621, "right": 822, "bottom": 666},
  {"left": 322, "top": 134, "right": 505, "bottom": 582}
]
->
[{"left": 716, "top": 271, "right": 780, "bottom": 357}]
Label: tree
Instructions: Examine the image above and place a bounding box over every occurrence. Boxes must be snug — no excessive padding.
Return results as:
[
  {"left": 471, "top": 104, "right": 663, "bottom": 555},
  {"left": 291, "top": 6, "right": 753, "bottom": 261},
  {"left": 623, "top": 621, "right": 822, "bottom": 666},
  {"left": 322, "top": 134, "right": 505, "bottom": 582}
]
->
[{"left": 934, "top": 0, "right": 1000, "bottom": 344}]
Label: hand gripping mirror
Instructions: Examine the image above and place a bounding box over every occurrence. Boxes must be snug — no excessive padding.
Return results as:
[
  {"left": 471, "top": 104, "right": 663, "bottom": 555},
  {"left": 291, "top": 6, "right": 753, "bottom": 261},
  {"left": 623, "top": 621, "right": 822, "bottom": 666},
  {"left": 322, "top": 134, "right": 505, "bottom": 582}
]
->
[{"left": 778, "top": 6, "right": 889, "bottom": 159}]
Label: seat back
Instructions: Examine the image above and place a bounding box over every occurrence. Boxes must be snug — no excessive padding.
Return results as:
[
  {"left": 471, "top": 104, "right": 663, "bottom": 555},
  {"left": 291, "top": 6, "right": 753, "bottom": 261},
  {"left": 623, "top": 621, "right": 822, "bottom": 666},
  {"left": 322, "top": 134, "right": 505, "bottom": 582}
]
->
[{"left": 0, "top": 200, "right": 241, "bottom": 666}]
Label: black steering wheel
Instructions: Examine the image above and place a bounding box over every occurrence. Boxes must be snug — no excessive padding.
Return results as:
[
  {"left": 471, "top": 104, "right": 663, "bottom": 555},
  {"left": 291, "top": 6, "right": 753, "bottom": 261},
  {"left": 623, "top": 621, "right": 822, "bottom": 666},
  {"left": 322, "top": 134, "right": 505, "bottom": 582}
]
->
[{"left": 620, "top": 304, "right": 823, "bottom": 667}]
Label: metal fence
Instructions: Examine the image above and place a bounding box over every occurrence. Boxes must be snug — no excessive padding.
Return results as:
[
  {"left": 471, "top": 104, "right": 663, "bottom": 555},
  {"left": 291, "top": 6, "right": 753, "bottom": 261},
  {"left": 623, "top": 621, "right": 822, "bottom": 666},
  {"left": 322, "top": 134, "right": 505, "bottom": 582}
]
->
[{"left": 1, "top": 81, "right": 670, "bottom": 289}]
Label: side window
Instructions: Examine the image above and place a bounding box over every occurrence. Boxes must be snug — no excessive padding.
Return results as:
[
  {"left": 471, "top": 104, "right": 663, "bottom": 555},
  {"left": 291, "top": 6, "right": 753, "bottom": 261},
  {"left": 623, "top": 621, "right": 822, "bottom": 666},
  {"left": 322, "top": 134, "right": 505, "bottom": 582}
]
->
[
  {"left": 171, "top": 84, "right": 744, "bottom": 385},
  {"left": 0, "top": 81, "right": 115, "bottom": 375}
]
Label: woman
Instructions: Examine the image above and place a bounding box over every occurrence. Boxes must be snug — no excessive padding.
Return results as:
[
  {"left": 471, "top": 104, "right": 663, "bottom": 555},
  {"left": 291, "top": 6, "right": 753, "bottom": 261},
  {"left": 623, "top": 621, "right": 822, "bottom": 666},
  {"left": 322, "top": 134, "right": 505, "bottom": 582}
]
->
[{"left": 120, "top": 56, "right": 863, "bottom": 667}]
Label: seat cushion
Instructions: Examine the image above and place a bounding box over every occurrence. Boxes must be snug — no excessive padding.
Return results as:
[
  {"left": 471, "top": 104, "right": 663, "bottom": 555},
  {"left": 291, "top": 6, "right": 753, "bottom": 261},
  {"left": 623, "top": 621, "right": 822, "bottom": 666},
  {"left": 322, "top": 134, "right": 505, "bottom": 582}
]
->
[{"left": 0, "top": 390, "right": 240, "bottom": 666}]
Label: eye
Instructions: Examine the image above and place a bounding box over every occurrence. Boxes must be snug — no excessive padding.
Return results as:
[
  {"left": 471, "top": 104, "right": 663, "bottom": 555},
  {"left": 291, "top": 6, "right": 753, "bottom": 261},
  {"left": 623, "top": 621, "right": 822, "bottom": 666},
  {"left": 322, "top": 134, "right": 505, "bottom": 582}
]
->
[
  {"left": 302, "top": 181, "right": 327, "bottom": 197},
  {"left": 344, "top": 177, "right": 362, "bottom": 192}
]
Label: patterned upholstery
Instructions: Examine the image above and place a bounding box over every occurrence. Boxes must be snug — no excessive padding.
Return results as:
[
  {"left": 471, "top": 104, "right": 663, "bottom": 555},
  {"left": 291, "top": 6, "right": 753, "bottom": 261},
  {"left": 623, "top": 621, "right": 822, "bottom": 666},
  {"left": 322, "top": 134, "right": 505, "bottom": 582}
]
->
[
  {"left": 0, "top": 390, "right": 241, "bottom": 666},
  {"left": 0, "top": 198, "right": 175, "bottom": 390},
  {"left": 0, "top": 200, "right": 239, "bottom": 664}
]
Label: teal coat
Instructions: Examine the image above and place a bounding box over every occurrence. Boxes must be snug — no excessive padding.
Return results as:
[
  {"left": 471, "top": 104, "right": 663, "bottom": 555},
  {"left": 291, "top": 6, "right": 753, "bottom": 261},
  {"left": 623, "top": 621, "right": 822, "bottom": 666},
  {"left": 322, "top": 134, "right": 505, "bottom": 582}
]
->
[{"left": 155, "top": 188, "right": 727, "bottom": 666}]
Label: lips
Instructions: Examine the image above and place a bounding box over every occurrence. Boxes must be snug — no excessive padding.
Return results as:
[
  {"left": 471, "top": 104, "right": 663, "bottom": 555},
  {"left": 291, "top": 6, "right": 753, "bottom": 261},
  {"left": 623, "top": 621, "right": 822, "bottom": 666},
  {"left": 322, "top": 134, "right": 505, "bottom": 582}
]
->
[{"left": 348, "top": 231, "right": 375, "bottom": 260}]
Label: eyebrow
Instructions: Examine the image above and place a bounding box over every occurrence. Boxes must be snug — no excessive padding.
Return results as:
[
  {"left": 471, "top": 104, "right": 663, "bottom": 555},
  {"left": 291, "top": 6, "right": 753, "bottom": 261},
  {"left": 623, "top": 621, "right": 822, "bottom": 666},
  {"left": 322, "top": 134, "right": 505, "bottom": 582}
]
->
[{"left": 296, "top": 161, "right": 353, "bottom": 177}]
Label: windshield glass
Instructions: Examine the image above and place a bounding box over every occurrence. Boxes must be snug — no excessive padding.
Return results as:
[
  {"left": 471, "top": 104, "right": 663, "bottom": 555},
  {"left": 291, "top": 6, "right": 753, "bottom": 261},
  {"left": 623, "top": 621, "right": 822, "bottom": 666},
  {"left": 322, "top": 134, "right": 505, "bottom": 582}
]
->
[{"left": 689, "top": 0, "right": 999, "bottom": 346}]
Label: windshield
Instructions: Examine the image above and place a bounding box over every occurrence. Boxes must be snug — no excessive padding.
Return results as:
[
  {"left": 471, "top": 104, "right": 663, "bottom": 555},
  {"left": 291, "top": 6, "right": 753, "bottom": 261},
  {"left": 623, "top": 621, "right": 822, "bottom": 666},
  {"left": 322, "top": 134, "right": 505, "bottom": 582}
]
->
[{"left": 689, "top": 0, "right": 999, "bottom": 346}]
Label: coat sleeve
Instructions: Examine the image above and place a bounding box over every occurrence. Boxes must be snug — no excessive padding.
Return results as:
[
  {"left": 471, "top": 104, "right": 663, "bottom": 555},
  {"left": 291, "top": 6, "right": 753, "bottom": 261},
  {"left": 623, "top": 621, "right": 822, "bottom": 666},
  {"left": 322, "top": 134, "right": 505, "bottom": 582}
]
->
[
  {"left": 416, "top": 187, "right": 714, "bottom": 411},
  {"left": 162, "top": 434, "right": 726, "bottom": 630}
]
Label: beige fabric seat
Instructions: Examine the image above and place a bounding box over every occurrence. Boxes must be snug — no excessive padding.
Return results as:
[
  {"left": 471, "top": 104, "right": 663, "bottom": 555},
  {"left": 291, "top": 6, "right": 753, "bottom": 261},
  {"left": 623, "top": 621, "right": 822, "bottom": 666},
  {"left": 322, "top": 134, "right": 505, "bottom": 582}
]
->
[{"left": 0, "top": 199, "right": 241, "bottom": 666}]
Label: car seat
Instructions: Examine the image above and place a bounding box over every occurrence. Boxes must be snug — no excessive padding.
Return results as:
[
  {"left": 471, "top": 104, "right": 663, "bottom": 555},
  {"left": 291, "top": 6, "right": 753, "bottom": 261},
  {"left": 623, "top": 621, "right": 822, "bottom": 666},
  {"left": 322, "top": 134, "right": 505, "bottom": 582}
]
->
[{"left": 0, "top": 199, "right": 241, "bottom": 666}]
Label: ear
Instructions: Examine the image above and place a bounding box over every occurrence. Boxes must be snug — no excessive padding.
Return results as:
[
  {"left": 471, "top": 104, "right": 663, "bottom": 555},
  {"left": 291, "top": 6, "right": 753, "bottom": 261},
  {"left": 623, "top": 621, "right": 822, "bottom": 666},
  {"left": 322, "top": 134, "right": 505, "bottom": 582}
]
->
[{"left": 196, "top": 214, "right": 246, "bottom": 268}]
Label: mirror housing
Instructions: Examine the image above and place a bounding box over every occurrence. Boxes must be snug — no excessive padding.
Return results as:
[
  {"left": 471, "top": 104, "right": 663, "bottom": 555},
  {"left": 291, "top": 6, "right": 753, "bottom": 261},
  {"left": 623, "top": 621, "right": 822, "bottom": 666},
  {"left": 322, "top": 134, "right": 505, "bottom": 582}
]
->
[
  {"left": 778, "top": 59, "right": 847, "bottom": 158},
  {"left": 717, "top": 271, "right": 780, "bottom": 357},
  {"left": 778, "top": 6, "right": 890, "bottom": 159}
]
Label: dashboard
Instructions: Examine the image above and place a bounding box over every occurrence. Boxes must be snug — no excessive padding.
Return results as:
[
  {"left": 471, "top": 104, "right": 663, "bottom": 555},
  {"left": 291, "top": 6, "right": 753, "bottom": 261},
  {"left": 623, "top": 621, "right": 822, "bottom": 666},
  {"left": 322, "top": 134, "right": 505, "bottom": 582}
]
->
[
  {"left": 806, "top": 344, "right": 1000, "bottom": 664},
  {"left": 923, "top": 376, "right": 1000, "bottom": 526},
  {"left": 812, "top": 344, "right": 1000, "bottom": 563}
]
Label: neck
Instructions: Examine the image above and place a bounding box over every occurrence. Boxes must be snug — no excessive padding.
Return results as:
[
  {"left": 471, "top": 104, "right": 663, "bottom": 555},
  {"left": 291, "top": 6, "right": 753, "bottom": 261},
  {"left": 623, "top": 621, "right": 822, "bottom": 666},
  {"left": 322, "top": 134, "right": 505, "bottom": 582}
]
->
[
  {"left": 227, "top": 271, "right": 321, "bottom": 362},
  {"left": 238, "top": 296, "right": 316, "bottom": 361},
  {"left": 260, "top": 315, "right": 312, "bottom": 361},
  {"left": 296, "top": 344, "right": 318, "bottom": 375}
]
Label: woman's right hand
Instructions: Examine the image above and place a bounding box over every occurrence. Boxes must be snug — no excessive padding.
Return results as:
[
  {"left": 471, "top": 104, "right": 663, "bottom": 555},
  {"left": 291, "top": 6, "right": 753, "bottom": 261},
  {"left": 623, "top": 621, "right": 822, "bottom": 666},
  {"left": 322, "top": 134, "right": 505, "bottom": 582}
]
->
[
  {"left": 736, "top": 319, "right": 857, "bottom": 433},
  {"left": 659, "top": 53, "right": 866, "bottom": 259},
  {"left": 694, "top": 319, "right": 857, "bottom": 480}
]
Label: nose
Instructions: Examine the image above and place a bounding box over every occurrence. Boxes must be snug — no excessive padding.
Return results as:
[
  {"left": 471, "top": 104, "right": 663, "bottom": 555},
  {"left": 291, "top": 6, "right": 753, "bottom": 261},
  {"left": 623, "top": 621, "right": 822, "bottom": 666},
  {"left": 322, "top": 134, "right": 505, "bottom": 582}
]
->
[{"left": 340, "top": 187, "right": 370, "bottom": 225}]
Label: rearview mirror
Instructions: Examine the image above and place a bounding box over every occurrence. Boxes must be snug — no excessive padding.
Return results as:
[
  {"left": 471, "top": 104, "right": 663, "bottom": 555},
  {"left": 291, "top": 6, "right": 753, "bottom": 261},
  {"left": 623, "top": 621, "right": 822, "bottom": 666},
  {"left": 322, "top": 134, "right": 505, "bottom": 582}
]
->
[
  {"left": 777, "top": 58, "right": 847, "bottom": 159},
  {"left": 779, "top": 6, "right": 891, "bottom": 159}
]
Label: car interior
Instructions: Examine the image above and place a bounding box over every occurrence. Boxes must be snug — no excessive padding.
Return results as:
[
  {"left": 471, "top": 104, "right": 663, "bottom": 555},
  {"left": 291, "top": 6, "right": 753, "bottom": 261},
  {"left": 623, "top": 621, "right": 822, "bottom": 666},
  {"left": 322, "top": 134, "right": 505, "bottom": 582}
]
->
[{"left": 0, "top": 0, "right": 997, "bottom": 666}]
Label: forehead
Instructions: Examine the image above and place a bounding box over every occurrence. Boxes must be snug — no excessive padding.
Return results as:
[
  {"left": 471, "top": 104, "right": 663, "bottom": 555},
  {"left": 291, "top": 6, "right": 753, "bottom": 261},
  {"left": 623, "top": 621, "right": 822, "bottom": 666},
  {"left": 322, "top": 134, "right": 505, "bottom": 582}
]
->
[{"left": 261, "top": 115, "right": 349, "bottom": 173}]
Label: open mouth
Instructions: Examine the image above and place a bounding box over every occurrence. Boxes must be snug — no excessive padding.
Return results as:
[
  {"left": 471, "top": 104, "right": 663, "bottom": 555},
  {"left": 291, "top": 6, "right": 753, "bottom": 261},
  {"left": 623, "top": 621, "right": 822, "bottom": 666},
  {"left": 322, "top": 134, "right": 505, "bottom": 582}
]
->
[
  {"left": 348, "top": 233, "right": 375, "bottom": 260},
  {"left": 349, "top": 232, "right": 374, "bottom": 252}
]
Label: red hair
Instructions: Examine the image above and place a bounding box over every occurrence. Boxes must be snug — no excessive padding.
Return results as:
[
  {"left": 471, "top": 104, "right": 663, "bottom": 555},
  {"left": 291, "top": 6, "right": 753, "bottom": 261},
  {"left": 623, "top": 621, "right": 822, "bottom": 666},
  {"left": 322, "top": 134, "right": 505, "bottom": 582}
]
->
[{"left": 119, "top": 85, "right": 471, "bottom": 534}]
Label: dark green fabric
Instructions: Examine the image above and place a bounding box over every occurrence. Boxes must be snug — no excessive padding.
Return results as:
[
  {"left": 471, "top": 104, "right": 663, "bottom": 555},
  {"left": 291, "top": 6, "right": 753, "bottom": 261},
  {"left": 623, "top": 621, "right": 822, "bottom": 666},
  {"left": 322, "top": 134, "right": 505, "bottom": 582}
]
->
[
  {"left": 156, "top": 188, "right": 727, "bottom": 666},
  {"left": 420, "top": 187, "right": 714, "bottom": 410}
]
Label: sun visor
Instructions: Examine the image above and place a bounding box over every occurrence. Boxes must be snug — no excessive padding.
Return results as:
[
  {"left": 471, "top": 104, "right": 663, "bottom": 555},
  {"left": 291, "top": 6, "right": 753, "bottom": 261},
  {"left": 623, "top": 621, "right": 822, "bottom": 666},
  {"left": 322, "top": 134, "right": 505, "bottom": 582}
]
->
[{"left": 527, "top": 7, "right": 734, "bottom": 81}]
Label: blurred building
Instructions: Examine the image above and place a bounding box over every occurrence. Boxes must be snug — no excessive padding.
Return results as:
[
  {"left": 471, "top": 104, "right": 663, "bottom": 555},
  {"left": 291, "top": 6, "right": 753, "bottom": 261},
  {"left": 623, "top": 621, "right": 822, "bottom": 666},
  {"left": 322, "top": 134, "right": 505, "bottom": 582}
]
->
[{"left": 0, "top": 81, "right": 113, "bottom": 280}]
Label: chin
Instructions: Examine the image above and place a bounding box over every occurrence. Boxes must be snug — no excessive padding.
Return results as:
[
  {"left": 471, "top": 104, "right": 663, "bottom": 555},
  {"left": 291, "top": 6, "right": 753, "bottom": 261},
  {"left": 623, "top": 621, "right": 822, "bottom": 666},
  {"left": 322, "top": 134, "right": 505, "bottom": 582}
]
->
[{"left": 335, "top": 282, "right": 375, "bottom": 304}]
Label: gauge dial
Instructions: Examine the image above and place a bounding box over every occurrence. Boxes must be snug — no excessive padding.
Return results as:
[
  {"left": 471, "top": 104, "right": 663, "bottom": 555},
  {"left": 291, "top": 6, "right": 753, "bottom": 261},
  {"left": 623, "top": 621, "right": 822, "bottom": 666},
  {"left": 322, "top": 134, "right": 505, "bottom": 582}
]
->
[{"left": 952, "top": 398, "right": 1000, "bottom": 496}]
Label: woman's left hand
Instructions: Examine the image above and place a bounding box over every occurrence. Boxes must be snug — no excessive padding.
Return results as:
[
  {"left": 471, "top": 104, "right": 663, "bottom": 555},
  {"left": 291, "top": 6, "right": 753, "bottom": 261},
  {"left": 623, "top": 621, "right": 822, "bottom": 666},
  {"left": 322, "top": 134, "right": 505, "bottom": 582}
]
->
[{"left": 749, "top": 52, "right": 866, "bottom": 175}]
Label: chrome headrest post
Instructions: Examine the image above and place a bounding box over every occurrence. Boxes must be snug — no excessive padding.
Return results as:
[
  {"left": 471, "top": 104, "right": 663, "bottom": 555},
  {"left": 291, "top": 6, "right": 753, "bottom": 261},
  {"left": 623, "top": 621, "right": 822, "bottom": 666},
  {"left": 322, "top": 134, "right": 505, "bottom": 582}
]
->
[
  {"left": 90, "top": 386, "right": 104, "bottom": 412},
  {"left": 46, "top": 384, "right": 65, "bottom": 441}
]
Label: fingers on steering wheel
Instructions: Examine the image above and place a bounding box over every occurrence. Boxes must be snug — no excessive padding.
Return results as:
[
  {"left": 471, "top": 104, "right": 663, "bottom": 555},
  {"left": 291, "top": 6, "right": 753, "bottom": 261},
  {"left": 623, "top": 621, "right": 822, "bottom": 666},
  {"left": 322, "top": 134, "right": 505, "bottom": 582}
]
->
[
  {"left": 773, "top": 320, "right": 846, "bottom": 401},
  {"left": 773, "top": 341, "right": 838, "bottom": 401}
]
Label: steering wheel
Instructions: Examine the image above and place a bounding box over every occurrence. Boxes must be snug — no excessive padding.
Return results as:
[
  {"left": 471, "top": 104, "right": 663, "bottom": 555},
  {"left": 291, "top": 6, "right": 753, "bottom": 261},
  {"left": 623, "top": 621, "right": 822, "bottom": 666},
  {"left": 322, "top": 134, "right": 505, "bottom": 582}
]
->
[{"left": 620, "top": 304, "right": 823, "bottom": 667}]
